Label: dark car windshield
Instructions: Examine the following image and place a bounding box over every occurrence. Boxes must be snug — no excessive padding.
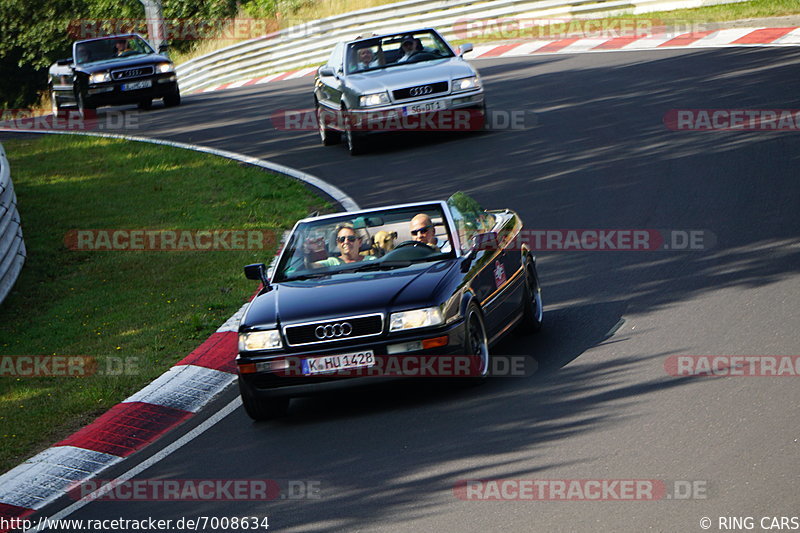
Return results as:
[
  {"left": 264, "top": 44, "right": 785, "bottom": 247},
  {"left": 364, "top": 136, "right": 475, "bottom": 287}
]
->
[
  {"left": 345, "top": 30, "right": 455, "bottom": 74},
  {"left": 74, "top": 35, "right": 155, "bottom": 65},
  {"left": 274, "top": 204, "right": 455, "bottom": 282}
]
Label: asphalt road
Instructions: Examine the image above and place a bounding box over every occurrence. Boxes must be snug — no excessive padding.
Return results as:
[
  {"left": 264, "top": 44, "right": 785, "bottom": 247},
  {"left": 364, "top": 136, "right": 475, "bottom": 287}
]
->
[{"left": 32, "top": 46, "right": 800, "bottom": 531}]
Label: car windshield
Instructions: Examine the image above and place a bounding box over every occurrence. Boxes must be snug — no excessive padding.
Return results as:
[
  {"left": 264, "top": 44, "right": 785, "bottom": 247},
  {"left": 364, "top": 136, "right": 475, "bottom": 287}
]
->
[
  {"left": 274, "top": 204, "right": 456, "bottom": 282},
  {"left": 74, "top": 35, "right": 155, "bottom": 65},
  {"left": 345, "top": 30, "right": 455, "bottom": 74}
]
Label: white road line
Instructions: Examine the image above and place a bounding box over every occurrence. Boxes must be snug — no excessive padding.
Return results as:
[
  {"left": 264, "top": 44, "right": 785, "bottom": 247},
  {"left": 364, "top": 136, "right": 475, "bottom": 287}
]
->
[
  {"left": 0, "top": 130, "right": 360, "bottom": 212},
  {"left": 24, "top": 397, "right": 243, "bottom": 533}
]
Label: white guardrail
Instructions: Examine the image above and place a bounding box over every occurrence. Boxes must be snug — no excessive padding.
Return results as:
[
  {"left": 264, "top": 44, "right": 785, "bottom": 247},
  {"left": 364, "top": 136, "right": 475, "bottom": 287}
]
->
[
  {"left": 175, "top": 0, "right": 744, "bottom": 93},
  {"left": 0, "top": 142, "right": 26, "bottom": 306}
]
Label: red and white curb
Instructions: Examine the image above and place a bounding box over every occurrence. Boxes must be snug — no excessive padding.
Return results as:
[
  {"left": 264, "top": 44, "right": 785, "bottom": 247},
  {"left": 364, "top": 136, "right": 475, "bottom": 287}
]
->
[
  {"left": 190, "top": 26, "right": 800, "bottom": 95},
  {"left": 0, "top": 133, "right": 357, "bottom": 531},
  {"left": 0, "top": 322, "right": 241, "bottom": 528}
]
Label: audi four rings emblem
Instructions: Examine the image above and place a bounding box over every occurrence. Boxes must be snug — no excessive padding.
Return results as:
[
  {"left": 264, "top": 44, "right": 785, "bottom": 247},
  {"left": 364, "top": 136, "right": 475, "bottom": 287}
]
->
[
  {"left": 314, "top": 322, "right": 353, "bottom": 339},
  {"left": 409, "top": 85, "right": 433, "bottom": 97}
]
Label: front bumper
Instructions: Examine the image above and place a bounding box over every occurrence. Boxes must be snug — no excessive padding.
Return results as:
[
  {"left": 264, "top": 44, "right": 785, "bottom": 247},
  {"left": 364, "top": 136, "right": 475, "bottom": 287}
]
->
[
  {"left": 85, "top": 74, "right": 178, "bottom": 106},
  {"left": 334, "top": 90, "right": 485, "bottom": 133},
  {"left": 237, "top": 318, "right": 475, "bottom": 399}
]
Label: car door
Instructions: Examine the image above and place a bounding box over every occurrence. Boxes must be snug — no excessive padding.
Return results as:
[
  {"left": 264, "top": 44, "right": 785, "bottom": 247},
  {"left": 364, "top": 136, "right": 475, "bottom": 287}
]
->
[{"left": 447, "top": 193, "right": 518, "bottom": 337}]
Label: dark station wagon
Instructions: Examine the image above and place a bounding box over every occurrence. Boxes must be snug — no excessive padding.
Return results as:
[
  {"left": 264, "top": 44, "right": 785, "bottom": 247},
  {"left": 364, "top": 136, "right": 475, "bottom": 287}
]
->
[{"left": 236, "top": 193, "right": 543, "bottom": 420}]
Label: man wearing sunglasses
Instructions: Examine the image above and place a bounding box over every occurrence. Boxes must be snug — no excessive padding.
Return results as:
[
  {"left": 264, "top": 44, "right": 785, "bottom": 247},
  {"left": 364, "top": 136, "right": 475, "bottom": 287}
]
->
[
  {"left": 311, "top": 223, "right": 376, "bottom": 267},
  {"left": 409, "top": 213, "right": 449, "bottom": 251}
]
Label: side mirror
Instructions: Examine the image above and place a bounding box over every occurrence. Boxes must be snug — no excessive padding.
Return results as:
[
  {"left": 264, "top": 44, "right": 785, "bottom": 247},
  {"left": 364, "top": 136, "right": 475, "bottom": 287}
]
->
[
  {"left": 459, "top": 43, "right": 473, "bottom": 56},
  {"left": 158, "top": 43, "right": 170, "bottom": 54},
  {"left": 244, "top": 263, "right": 270, "bottom": 289},
  {"left": 472, "top": 231, "right": 499, "bottom": 252},
  {"left": 319, "top": 66, "right": 335, "bottom": 77},
  {"left": 56, "top": 58, "right": 73, "bottom": 66}
]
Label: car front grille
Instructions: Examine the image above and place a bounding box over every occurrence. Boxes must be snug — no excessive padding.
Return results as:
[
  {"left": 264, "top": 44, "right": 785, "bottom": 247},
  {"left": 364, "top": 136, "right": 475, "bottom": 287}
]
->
[
  {"left": 284, "top": 314, "right": 383, "bottom": 347},
  {"left": 111, "top": 66, "right": 154, "bottom": 80},
  {"left": 392, "top": 81, "right": 448, "bottom": 101}
]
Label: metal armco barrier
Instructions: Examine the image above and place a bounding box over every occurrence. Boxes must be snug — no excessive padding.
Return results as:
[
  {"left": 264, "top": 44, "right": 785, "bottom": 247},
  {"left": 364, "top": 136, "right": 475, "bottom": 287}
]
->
[
  {"left": 0, "top": 142, "right": 26, "bottom": 306},
  {"left": 175, "top": 0, "right": 745, "bottom": 93}
]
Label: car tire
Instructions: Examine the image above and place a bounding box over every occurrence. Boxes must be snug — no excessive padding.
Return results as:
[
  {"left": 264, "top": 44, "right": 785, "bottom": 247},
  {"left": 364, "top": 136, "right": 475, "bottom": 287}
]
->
[
  {"left": 463, "top": 303, "right": 490, "bottom": 382},
  {"left": 238, "top": 377, "right": 290, "bottom": 421},
  {"left": 317, "top": 105, "right": 340, "bottom": 146},
  {"left": 477, "top": 101, "right": 488, "bottom": 131},
  {"left": 50, "top": 89, "right": 64, "bottom": 117},
  {"left": 343, "top": 107, "right": 364, "bottom": 156},
  {"left": 516, "top": 261, "right": 543, "bottom": 334},
  {"left": 138, "top": 98, "right": 153, "bottom": 110},
  {"left": 75, "top": 89, "right": 95, "bottom": 119},
  {"left": 163, "top": 90, "right": 181, "bottom": 107}
]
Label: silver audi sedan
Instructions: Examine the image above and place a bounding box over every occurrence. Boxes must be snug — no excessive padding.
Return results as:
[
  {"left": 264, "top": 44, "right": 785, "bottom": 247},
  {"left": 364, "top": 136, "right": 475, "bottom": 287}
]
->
[{"left": 313, "top": 28, "right": 485, "bottom": 155}]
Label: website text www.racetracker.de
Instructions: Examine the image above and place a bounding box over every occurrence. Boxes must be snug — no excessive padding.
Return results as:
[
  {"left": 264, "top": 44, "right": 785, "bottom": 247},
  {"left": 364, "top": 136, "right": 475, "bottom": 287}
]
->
[{"left": 1, "top": 515, "right": 269, "bottom": 532}]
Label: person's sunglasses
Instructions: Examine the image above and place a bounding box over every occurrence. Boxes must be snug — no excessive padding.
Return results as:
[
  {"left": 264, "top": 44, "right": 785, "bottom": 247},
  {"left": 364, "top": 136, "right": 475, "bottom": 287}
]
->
[
  {"left": 410, "top": 225, "right": 432, "bottom": 236},
  {"left": 337, "top": 235, "right": 358, "bottom": 243}
]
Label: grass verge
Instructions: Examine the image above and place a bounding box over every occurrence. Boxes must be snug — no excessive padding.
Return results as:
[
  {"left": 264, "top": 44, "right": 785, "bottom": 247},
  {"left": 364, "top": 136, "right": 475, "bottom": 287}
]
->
[{"left": 0, "top": 134, "right": 329, "bottom": 474}]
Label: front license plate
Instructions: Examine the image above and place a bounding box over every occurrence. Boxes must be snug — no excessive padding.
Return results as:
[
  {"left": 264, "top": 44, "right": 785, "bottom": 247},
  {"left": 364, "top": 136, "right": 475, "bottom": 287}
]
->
[
  {"left": 122, "top": 80, "right": 152, "bottom": 91},
  {"left": 404, "top": 100, "right": 445, "bottom": 115},
  {"left": 302, "top": 350, "right": 375, "bottom": 375}
]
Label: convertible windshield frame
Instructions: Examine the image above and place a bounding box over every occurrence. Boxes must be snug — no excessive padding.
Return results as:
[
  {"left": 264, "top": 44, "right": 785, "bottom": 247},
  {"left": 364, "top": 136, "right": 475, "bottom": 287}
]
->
[
  {"left": 272, "top": 201, "right": 460, "bottom": 283},
  {"left": 344, "top": 29, "right": 456, "bottom": 75}
]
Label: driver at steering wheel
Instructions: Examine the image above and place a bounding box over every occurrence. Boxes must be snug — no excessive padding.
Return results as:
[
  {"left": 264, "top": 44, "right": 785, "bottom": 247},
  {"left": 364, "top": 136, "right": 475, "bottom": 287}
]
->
[
  {"left": 410, "top": 213, "right": 449, "bottom": 251},
  {"left": 396, "top": 36, "right": 419, "bottom": 63}
]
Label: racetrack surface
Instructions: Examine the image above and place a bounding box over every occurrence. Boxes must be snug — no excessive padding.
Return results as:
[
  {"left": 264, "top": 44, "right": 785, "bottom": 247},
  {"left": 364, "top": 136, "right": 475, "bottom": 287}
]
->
[{"left": 26, "top": 47, "right": 800, "bottom": 531}]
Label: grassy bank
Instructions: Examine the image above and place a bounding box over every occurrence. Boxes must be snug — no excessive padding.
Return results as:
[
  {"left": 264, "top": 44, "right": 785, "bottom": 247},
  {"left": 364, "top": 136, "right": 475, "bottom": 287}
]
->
[{"left": 0, "top": 134, "right": 328, "bottom": 473}]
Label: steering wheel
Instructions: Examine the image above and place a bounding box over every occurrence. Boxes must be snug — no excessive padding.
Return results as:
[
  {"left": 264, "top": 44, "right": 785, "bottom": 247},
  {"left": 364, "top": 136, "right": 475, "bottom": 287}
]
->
[
  {"left": 382, "top": 240, "right": 436, "bottom": 260},
  {"left": 408, "top": 52, "right": 438, "bottom": 63},
  {"left": 393, "top": 240, "right": 429, "bottom": 250}
]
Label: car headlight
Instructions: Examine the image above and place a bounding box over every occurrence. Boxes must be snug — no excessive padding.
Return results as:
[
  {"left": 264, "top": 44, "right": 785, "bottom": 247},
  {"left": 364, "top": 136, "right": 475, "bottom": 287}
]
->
[
  {"left": 156, "top": 62, "right": 174, "bottom": 74},
  {"left": 89, "top": 72, "right": 111, "bottom": 84},
  {"left": 452, "top": 76, "right": 480, "bottom": 92},
  {"left": 239, "top": 330, "right": 283, "bottom": 351},
  {"left": 389, "top": 306, "right": 445, "bottom": 332},
  {"left": 359, "top": 92, "right": 390, "bottom": 107}
]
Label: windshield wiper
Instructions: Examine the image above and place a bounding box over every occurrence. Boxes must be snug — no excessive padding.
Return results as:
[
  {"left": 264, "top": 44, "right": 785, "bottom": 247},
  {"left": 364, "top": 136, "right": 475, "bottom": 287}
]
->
[
  {"left": 280, "top": 272, "right": 331, "bottom": 282},
  {"left": 346, "top": 261, "right": 413, "bottom": 273}
]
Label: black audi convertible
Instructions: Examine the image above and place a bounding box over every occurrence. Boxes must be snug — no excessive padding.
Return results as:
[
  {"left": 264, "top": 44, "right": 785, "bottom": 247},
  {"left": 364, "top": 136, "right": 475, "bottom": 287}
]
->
[{"left": 236, "top": 192, "right": 543, "bottom": 420}]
